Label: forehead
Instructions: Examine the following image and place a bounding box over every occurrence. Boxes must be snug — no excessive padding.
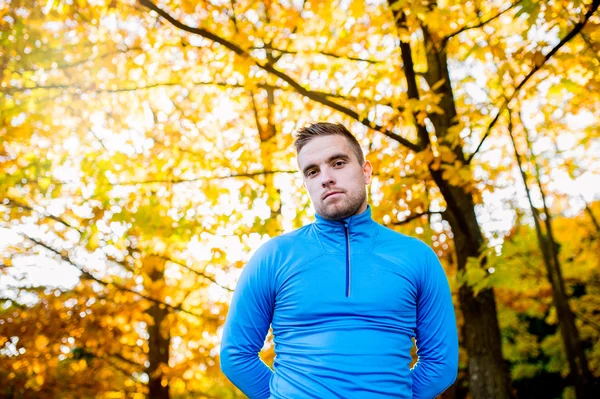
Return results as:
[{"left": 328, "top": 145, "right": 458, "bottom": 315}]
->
[{"left": 297, "top": 135, "right": 355, "bottom": 167}]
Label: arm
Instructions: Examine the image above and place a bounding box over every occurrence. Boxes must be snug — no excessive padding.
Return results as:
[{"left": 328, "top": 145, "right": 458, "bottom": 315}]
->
[
  {"left": 220, "top": 242, "right": 276, "bottom": 399},
  {"left": 410, "top": 246, "right": 459, "bottom": 399}
]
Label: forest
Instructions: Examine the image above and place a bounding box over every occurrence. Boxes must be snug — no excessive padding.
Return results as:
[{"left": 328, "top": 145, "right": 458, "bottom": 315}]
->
[{"left": 1, "top": 0, "right": 599, "bottom": 398}]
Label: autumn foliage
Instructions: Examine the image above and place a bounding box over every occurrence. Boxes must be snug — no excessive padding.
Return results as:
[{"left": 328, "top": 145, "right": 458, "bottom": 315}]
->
[{"left": 1, "top": 0, "right": 600, "bottom": 398}]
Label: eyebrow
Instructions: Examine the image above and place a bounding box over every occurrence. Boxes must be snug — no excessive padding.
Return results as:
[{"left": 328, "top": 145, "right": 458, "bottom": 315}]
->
[{"left": 302, "top": 153, "right": 351, "bottom": 175}]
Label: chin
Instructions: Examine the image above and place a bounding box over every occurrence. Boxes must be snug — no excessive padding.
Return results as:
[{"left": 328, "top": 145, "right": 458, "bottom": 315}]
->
[{"left": 320, "top": 205, "right": 353, "bottom": 220}]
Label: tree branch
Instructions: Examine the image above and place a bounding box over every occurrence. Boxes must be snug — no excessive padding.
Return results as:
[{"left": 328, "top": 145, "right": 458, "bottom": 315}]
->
[
  {"left": 8, "top": 197, "right": 252, "bottom": 293},
  {"left": 229, "top": 0, "right": 240, "bottom": 33},
  {"left": 3, "top": 80, "right": 365, "bottom": 106},
  {"left": 582, "top": 196, "right": 600, "bottom": 236},
  {"left": 111, "top": 352, "right": 144, "bottom": 369},
  {"left": 3, "top": 81, "right": 232, "bottom": 95},
  {"left": 580, "top": 31, "right": 600, "bottom": 65},
  {"left": 5, "top": 197, "right": 145, "bottom": 276},
  {"left": 575, "top": 311, "right": 600, "bottom": 333},
  {"left": 466, "top": 0, "right": 600, "bottom": 164},
  {"left": 111, "top": 170, "right": 299, "bottom": 186},
  {"left": 8, "top": 46, "right": 144, "bottom": 77},
  {"left": 22, "top": 234, "right": 206, "bottom": 319},
  {"left": 138, "top": 0, "right": 422, "bottom": 152},
  {"left": 157, "top": 255, "right": 233, "bottom": 292},
  {"left": 254, "top": 45, "right": 382, "bottom": 64},
  {"left": 0, "top": 94, "right": 63, "bottom": 115},
  {"left": 139, "top": 0, "right": 243, "bottom": 55},
  {"left": 101, "top": 356, "right": 139, "bottom": 379},
  {"left": 391, "top": 8, "right": 430, "bottom": 147},
  {"left": 392, "top": 211, "right": 442, "bottom": 225},
  {"left": 250, "top": 89, "right": 265, "bottom": 139},
  {"left": 5, "top": 198, "right": 82, "bottom": 233},
  {"left": 444, "top": 2, "right": 522, "bottom": 42}
]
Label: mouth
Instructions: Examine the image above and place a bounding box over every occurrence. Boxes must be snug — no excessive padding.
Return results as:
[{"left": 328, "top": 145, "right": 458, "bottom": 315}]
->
[{"left": 323, "top": 191, "right": 344, "bottom": 200}]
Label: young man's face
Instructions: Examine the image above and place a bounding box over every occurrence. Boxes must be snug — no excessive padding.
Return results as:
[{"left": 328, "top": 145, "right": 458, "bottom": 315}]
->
[{"left": 297, "top": 135, "right": 372, "bottom": 220}]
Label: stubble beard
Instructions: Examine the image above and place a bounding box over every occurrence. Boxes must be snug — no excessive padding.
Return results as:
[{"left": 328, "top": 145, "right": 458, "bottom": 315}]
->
[{"left": 316, "top": 189, "right": 367, "bottom": 221}]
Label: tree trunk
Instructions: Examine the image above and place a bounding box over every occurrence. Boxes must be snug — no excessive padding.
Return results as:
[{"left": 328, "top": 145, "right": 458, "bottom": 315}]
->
[
  {"left": 146, "top": 257, "right": 171, "bottom": 399},
  {"left": 510, "top": 117, "right": 594, "bottom": 399},
  {"left": 251, "top": 82, "right": 283, "bottom": 236},
  {"left": 432, "top": 171, "right": 512, "bottom": 399},
  {"left": 387, "top": 2, "right": 513, "bottom": 397},
  {"left": 582, "top": 199, "right": 600, "bottom": 236}
]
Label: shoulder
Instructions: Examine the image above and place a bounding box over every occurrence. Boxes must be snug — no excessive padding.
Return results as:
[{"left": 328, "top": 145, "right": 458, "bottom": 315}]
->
[
  {"left": 276, "top": 223, "right": 313, "bottom": 242},
  {"left": 259, "top": 224, "right": 312, "bottom": 249},
  {"left": 374, "top": 224, "right": 435, "bottom": 257},
  {"left": 371, "top": 224, "right": 440, "bottom": 282},
  {"left": 246, "top": 224, "right": 324, "bottom": 287},
  {"left": 250, "top": 224, "right": 320, "bottom": 263}
]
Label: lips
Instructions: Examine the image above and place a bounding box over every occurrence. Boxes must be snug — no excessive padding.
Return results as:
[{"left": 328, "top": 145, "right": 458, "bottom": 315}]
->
[{"left": 323, "top": 191, "right": 343, "bottom": 200}]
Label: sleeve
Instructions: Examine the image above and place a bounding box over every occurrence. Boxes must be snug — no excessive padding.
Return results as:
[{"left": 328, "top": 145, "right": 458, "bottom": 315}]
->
[
  {"left": 220, "top": 241, "right": 277, "bottom": 399},
  {"left": 410, "top": 246, "right": 459, "bottom": 399}
]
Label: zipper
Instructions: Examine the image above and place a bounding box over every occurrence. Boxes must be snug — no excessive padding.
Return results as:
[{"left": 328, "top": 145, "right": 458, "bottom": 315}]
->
[{"left": 344, "top": 224, "right": 351, "bottom": 297}]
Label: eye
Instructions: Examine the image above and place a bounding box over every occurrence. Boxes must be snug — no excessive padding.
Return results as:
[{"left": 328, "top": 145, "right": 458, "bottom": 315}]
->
[
  {"left": 306, "top": 169, "right": 317, "bottom": 178},
  {"left": 334, "top": 160, "right": 346, "bottom": 167}
]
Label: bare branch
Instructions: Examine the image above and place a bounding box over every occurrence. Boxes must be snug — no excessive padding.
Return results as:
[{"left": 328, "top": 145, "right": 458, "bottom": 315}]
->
[{"left": 467, "top": 0, "right": 600, "bottom": 164}]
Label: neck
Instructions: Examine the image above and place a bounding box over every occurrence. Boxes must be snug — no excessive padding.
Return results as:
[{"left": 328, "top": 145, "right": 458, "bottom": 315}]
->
[
  {"left": 312, "top": 204, "right": 377, "bottom": 253},
  {"left": 315, "top": 204, "right": 372, "bottom": 225},
  {"left": 353, "top": 201, "right": 368, "bottom": 217},
  {"left": 317, "top": 200, "right": 369, "bottom": 222}
]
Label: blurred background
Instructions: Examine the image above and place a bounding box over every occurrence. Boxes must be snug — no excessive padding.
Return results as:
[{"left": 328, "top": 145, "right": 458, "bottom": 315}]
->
[{"left": 1, "top": 0, "right": 599, "bottom": 398}]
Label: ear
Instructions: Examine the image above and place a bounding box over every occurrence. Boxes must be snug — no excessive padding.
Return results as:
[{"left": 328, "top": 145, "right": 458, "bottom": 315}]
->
[{"left": 363, "top": 160, "right": 373, "bottom": 185}]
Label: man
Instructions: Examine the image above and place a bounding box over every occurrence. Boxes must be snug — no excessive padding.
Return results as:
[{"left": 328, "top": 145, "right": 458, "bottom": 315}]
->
[{"left": 220, "top": 122, "right": 458, "bottom": 399}]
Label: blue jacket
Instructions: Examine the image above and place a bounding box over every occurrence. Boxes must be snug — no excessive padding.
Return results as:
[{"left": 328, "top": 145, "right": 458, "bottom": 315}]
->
[{"left": 220, "top": 205, "right": 458, "bottom": 398}]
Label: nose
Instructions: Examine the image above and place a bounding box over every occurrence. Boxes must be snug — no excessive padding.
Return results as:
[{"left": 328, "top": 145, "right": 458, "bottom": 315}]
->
[{"left": 320, "top": 167, "right": 335, "bottom": 188}]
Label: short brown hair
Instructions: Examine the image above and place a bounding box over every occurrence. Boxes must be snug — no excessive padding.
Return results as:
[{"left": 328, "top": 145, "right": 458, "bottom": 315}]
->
[{"left": 294, "top": 122, "right": 365, "bottom": 165}]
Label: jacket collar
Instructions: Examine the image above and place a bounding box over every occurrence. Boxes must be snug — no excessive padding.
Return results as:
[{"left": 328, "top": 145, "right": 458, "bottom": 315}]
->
[{"left": 312, "top": 205, "right": 378, "bottom": 254}]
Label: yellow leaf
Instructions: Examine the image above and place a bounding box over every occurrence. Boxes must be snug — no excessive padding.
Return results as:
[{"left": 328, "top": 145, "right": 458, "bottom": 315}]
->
[
  {"left": 390, "top": 0, "right": 409, "bottom": 12},
  {"left": 35, "top": 336, "right": 49, "bottom": 350},
  {"left": 39, "top": 177, "right": 51, "bottom": 191},
  {"left": 431, "top": 79, "right": 446, "bottom": 91},
  {"left": 181, "top": 0, "right": 197, "bottom": 14}
]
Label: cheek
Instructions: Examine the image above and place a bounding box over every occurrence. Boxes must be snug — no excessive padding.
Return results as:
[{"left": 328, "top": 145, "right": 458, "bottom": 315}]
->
[
  {"left": 351, "top": 172, "right": 367, "bottom": 192},
  {"left": 305, "top": 181, "right": 320, "bottom": 198},
  {"left": 352, "top": 169, "right": 366, "bottom": 184}
]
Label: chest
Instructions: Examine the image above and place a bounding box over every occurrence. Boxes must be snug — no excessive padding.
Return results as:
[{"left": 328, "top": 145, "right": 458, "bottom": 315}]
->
[{"left": 272, "top": 252, "right": 418, "bottom": 327}]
